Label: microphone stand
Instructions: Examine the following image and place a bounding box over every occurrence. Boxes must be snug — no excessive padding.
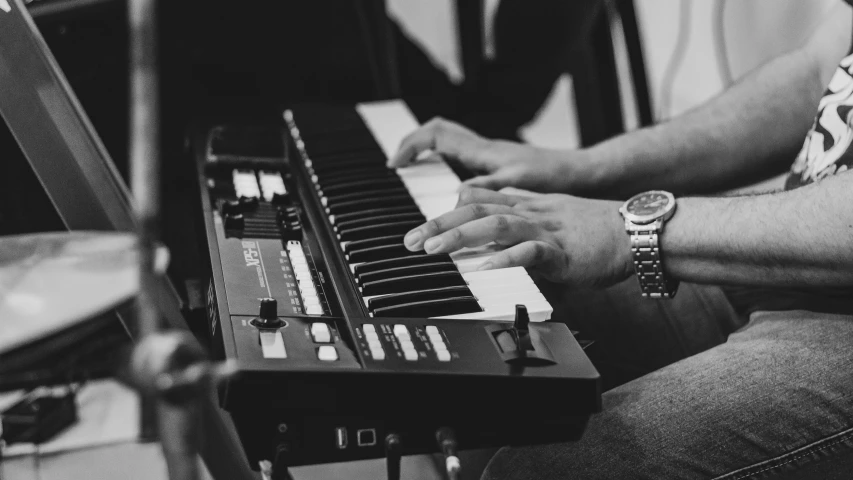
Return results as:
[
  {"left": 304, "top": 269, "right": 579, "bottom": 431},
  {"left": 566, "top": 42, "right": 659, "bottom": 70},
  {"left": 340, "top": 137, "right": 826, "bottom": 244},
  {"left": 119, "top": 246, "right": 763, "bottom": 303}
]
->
[{"left": 127, "top": 2, "right": 236, "bottom": 480}]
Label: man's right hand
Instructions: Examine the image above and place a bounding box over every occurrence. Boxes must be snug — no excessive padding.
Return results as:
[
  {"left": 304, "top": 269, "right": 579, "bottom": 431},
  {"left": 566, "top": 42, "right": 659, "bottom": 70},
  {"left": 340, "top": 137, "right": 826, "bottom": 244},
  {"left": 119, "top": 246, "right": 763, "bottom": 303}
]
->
[{"left": 388, "top": 117, "right": 593, "bottom": 194}]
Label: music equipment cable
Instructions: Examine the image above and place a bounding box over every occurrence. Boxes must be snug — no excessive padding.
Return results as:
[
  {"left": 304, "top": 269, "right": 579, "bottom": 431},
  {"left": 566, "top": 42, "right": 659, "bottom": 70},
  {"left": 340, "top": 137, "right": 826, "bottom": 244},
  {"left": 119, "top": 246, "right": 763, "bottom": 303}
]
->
[
  {"left": 436, "top": 427, "right": 461, "bottom": 480},
  {"left": 384, "top": 432, "right": 402, "bottom": 480}
]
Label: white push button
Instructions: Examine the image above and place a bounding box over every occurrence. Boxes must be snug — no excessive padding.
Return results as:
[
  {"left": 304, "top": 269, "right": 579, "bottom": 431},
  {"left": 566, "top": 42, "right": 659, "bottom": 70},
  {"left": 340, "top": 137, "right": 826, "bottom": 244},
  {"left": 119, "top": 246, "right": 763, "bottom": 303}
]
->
[
  {"left": 363, "top": 324, "right": 376, "bottom": 334},
  {"left": 432, "top": 341, "right": 448, "bottom": 352},
  {"left": 393, "top": 324, "right": 409, "bottom": 337},
  {"left": 306, "top": 305, "right": 324, "bottom": 315},
  {"left": 425, "top": 325, "right": 440, "bottom": 336},
  {"left": 368, "top": 339, "right": 383, "bottom": 350},
  {"left": 365, "top": 331, "right": 380, "bottom": 342},
  {"left": 370, "top": 348, "right": 386, "bottom": 361},
  {"left": 436, "top": 350, "right": 451, "bottom": 362},
  {"left": 317, "top": 345, "right": 338, "bottom": 361},
  {"left": 311, "top": 323, "right": 332, "bottom": 343},
  {"left": 259, "top": 331, "right": 286, "bottom": 359},
  {"left": 399, "top": 339, "right": 415, "bottom": 352},
  {"left": 403, "top": 349, "right": 418, "bottom": 361}
]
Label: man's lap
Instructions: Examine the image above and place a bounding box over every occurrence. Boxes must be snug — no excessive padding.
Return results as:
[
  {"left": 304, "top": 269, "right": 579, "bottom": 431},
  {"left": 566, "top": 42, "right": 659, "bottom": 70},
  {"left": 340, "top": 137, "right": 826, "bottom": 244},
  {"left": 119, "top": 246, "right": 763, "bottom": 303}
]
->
[{"left": 482, "top": 282, "right": 853, "bottom": 479}]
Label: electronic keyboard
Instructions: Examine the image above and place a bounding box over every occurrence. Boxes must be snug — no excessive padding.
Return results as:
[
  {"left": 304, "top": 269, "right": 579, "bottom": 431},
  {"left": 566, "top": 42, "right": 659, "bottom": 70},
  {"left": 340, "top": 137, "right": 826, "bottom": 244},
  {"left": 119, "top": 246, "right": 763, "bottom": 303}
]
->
[{"left": 196, "top": 100, "right": 600, "bottom": 473}]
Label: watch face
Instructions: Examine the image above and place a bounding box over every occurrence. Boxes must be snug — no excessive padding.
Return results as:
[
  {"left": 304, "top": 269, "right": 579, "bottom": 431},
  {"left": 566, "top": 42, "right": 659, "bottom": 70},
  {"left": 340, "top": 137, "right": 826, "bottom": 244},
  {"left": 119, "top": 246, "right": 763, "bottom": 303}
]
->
[{"left": 622, "top": 190, "right": 675, "bottom": 224}]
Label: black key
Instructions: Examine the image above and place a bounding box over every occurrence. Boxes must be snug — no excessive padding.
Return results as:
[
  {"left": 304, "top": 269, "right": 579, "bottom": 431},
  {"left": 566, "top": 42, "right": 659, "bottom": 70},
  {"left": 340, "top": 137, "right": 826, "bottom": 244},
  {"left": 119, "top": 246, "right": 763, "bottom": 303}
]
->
[
  {"left": 307, "top": 151, "right": 385, "bottom": 165},
  {"left": 348, "top": 244, "right": 425, "bottom": 263},
  {"left": 344, "top": 235, "right": 404, "bottom": 254},
  {"left": 339, "top": 220, "right": 423, "bottom": 242},
  {"left": 368, "top": 286, "right": 473, "bottom": 311},
  {"left": 336, "top": 212, "right": 424, "bottom": 231},
  {"left": 357, "top": 262, "right": 458, "bottom": 285},
  {"left": 333, "top": 206, "right": 422, "bottom": 224},
  {"left": 314, "top": 170, "right": 399, "bottom": 186},
  {"left": 327, "top": 196, "right": 415, "bottom": 216},
  {"left": 353, "top": 254, "right": 453, "bottom": 276},
  {"left": 322, "top": 178, "right": 404, "bottom": 195},
  {"left": 310, "top": 160, "right": 386, "bottom": 175},
  {"left": 372, "top": 297, "right": 482, "bottom": 318},
  {"left": 324, "top": 188, "right": 409, "bottom": 206},
  {"left": 361, "top": 271, "right": 467, "bottom": 296}
]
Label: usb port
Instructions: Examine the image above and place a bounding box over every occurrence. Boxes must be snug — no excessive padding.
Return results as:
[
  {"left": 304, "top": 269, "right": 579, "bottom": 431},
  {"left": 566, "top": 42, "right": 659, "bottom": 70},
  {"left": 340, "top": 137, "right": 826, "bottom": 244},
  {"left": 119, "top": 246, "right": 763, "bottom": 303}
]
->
[
  {"left": 335, "top": 427, "right": 348, "bottom": 449},
  {"left": 356, "top": 428, "right": 377, "bottom": 447}
]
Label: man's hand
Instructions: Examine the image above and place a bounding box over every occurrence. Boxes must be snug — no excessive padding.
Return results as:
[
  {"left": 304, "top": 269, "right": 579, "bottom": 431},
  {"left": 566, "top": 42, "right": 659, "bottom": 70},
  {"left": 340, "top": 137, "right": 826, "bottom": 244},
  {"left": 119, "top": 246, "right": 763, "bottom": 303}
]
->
[
  {"left": 388, "top": 117, "right": 592, "bottom": 193},
  {"left": 402, "top": 187, "right": 634, "bottom": 289}
]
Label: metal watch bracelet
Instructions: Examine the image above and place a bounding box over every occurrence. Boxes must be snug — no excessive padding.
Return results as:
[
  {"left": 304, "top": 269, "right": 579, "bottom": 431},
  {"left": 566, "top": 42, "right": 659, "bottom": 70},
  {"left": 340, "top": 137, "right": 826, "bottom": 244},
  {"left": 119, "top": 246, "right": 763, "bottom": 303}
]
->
[{"left": 629, "top": 228, "right": 678, "bottom": 298}]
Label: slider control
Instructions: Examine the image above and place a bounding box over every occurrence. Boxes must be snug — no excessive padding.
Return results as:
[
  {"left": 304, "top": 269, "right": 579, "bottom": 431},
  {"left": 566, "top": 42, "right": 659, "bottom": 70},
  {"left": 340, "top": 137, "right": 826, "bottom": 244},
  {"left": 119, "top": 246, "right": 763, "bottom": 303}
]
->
[{"left": 513, "top": 304, "right": 533, "bottom": 354}]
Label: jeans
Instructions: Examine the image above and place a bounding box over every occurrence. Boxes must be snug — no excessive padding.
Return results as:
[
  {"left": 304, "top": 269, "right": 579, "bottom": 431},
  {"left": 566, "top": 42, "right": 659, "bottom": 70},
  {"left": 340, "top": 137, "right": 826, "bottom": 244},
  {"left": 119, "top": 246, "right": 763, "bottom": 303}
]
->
[{"left": 481, "top": 279, "right": 853, "bottom": 479}]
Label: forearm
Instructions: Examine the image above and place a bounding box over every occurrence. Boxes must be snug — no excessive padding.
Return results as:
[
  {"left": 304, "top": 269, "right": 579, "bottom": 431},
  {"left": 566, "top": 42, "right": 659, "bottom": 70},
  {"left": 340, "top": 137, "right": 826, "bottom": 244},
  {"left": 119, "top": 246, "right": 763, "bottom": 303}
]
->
[
  {"left": 662, "top": 173, "right": 853, "bottom": 287},
  {"left": 574, "top": 7, "right": 850, "bottom": 199}
]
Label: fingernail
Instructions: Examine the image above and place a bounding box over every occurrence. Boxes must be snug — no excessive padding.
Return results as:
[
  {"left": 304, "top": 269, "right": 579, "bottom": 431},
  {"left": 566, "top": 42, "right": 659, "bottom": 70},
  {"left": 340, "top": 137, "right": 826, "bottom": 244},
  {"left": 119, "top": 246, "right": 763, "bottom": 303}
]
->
[
  {"left": 477, "top": 262, "right": 493, "bottom": 271},
  {"left": 424, "top": 237, "right": 443, "bottom": 253},
  {"left": 404, "top": 231, "right": 422, "bottom": 249}
]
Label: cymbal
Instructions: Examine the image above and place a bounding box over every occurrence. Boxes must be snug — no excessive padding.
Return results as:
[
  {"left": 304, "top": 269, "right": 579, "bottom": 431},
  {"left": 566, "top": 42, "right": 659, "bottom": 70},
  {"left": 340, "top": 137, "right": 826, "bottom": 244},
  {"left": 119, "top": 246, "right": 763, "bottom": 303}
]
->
[{"left": 0, "top": 231, "right": 138, "bottom": 355}]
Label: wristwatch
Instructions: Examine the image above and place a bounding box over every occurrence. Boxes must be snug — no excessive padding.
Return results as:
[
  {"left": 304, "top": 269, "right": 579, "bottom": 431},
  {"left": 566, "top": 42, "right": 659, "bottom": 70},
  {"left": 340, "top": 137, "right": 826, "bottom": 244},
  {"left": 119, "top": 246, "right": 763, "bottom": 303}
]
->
[{"left": 618, "top": 190, "right": 679, "bottom": 298}]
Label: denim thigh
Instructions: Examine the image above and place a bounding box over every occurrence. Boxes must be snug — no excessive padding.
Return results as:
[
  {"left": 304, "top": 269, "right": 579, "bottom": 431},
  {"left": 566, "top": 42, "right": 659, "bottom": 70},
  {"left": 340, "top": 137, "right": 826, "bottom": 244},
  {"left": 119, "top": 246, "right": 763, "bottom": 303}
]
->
[
  {"left": 481, "top": 310, "right": 853, "bottom": 479},
  {"left": 548, "top": 278, "right": 745, "bottom": 389}
]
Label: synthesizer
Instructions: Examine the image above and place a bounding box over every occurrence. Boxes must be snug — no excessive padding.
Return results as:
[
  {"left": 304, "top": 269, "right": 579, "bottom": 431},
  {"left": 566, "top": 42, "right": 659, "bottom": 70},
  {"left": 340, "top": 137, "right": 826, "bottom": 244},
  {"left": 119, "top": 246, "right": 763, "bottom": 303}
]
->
[{"left": 196, "top": 100, "right": 600, "bottom": 473}]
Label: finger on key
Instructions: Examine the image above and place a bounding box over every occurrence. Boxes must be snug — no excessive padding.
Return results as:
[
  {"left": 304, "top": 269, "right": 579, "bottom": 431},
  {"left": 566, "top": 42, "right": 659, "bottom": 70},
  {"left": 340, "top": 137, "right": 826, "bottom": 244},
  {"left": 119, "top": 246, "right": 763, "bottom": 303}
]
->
[
  {"left": 456, "top": 186, "right": 526, "bottom": 208},
  {"left": 389, "top": 118, "right": 477, "bottom": 168},
  {"left": 403, "top": 203, "right": 515, "bottom": 251},
  {"left": 422, "top": 214, "right": 534, "bottom": 254},
  {"left": 477, "top": 241, "right": 563, "bottom": 276}
]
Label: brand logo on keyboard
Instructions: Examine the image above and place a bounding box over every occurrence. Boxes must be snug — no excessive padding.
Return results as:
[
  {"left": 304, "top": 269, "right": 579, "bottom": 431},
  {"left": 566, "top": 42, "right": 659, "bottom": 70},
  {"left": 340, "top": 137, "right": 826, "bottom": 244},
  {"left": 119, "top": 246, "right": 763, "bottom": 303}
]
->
[
  {"left": 0, "top": 0, "right": 11, "bottom": 13},
  {"left": 242, "top": 241, "right": 260, "bottom": 267}
]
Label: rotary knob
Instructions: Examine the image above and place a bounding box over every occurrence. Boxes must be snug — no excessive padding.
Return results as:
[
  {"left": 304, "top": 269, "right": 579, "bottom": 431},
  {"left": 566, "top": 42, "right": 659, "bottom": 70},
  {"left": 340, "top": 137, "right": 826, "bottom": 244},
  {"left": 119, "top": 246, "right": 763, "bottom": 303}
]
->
[{"left": 253, "top": 298, "right": 284, "bottom": 328}]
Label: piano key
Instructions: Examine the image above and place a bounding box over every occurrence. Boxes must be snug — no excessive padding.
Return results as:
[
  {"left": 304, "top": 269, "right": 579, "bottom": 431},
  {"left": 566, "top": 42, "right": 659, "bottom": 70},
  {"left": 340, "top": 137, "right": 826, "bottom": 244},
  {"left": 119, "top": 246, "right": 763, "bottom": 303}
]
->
[
  {"left": 321, "top": 177, "right": 404, "bottom": 195},
  {"left": 331, "top": 206, "right": 422, "bottom": 225},
  {"left": 353, "top": 253, "right": 453, "bottom": 276},
  {"left": 335, "top": 212, "right": 424, "bottom": 232},
  {"left": 366, "top": 285, "right": 473, "bottom": 310},
  {"left": 327, "top": 195, "right": 416, "bottom": 216},
  {"left": 360, "top": 271, "right": 467, "bottom": 296},
  {"left": 357, "top": 262, "right": 458, "bottom": 285},
  {"left": 338, "top": 220, "right": 423, "bottom": 242},
  {"left": 343, "top": 235, "right": 405, "bottom": 254},
  {"left": 314, "top": 170, "right": 399, "bottom": 187},
  {"left": 347, "top": 244, "right": 426, "bottom": 264},
  {"left": 372, "top": 297, "right": 482, "bottom": 318},
  {"left": 323, "top": 188, "right": 410, "bottom": 207}
]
